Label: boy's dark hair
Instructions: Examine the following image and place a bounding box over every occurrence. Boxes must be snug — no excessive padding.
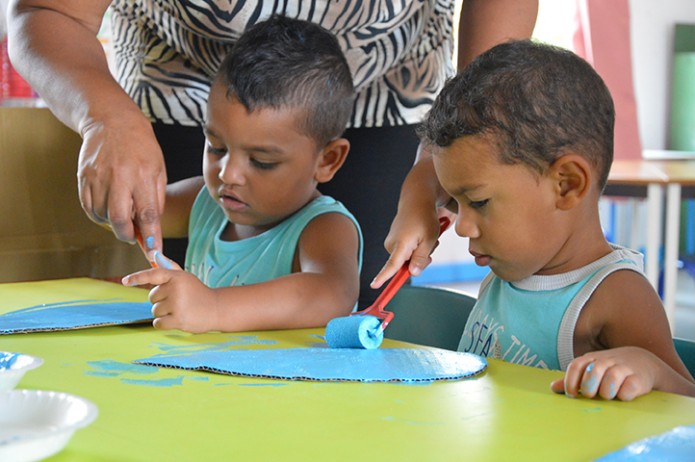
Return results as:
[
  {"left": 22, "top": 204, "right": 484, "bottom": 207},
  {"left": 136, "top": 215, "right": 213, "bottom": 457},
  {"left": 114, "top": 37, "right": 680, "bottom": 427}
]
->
[
  {"left": 419, "top": 40, "right": 615, "bottom": 190},
  {"left": 216, "top": 15, "right": 354, "bottom": 146}
]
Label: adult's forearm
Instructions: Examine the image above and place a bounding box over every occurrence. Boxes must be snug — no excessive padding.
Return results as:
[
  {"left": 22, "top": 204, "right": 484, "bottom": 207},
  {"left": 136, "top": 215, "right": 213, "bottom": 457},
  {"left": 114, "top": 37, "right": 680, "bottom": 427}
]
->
[
  {"left": 398, "top": 145, "right": 450, "bottom": 215},
  {"left": 6, "top": 1, "right": 145, "bottom": 135},
  {"left": 458, "top": 0, "right": 539, "bottom": 69}
]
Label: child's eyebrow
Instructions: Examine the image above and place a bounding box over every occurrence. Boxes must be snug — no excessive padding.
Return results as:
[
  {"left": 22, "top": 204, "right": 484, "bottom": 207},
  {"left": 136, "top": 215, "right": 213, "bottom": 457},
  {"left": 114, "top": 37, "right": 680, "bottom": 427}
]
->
[
  {"left": 243, "top": 145, "right": 285, "bottom": 156},
  {"left": 449, "top": 184, "right": 485, "bottom": 196},
  {"left": 203, "top": 125, "right": 284, "bottom": 156},
  {"left": 202, "top": 126, "right": 217, "bottom": 138}
]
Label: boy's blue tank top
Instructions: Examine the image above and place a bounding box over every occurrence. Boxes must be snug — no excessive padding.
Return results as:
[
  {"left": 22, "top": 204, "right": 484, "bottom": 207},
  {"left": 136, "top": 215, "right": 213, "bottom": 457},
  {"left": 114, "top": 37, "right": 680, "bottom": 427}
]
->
[
  {"left": 185, "top": 188, "right": 363, "bottom": 289},
  {"left": 457, "top": 245, "right": 643, "bottom": 370}
]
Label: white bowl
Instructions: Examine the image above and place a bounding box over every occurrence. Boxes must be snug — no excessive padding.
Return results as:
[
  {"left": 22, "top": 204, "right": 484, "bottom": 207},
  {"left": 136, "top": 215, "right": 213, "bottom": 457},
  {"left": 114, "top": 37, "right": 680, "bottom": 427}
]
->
[
  {"left": 0, "top": 353, "right": 43, "bottom": 391},
  {"left": 0, "top": 389, "right": 98, "bottom": 462}
]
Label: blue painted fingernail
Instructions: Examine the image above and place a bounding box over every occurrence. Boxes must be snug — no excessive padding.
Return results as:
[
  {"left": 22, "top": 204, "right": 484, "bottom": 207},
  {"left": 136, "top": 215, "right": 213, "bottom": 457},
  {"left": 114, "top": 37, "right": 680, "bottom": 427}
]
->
[
  {"left": 587, "top": 376, "right": 598, "bottom": 393},
  {"left": 609, "top": 383, "right": 617, "bottom": 399},
  {"left": 581, "top": 363, "right": 596, "bottom": 392},
  {"left": 146, "top": 236, "right": 155, "bottom": 250}
]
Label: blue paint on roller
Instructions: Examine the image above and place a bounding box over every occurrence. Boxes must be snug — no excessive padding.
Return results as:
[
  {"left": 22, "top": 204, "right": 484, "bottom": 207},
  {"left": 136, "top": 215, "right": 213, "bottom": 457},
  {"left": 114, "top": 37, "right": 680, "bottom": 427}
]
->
[{"left": 324, "top": 315, "right": 383, "bottom": 349}]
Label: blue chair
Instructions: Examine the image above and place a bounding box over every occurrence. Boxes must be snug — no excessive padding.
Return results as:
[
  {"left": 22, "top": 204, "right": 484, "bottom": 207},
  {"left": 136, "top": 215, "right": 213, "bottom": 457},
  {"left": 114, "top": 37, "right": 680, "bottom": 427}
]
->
[
  {"left": 383, "top": 285, "right": 477, "bottom": 351},
  {"left": 674, "top": 337, "right": 695, "bottom": 377}
]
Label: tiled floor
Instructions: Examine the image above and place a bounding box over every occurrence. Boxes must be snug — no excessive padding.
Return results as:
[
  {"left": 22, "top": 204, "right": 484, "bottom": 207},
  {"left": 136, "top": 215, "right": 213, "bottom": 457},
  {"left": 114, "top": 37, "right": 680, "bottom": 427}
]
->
[{"left": 434, "top": 268, "right": 695, "bottom": 342}]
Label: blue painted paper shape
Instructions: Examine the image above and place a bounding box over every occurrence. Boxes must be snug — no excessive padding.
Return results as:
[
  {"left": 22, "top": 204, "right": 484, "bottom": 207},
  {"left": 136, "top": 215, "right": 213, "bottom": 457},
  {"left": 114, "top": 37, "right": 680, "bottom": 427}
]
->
[
  {"left": 595, "top": 425, "right": 695, "bottom": 461},
  {"left": 135, "top": 348, "right": 487, "bottom": 383},
  {"left": 0, "top": 299, "right": 153, "bottom": 334}
]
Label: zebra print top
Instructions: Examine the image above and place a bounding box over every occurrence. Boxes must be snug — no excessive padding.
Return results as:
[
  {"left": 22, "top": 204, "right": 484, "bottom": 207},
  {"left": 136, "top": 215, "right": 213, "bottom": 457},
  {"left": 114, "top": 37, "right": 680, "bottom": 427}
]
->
[{"left": 110, "top": 0, "right": 456, "bottom": 129}]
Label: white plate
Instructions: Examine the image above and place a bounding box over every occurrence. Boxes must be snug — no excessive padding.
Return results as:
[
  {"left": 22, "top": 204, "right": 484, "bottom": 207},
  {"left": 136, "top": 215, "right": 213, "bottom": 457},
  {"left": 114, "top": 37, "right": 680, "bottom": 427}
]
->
[
  {"left": 0, "top": 390, "right": 98, "bottom": 462},
  {"left": 0, "top": 353, "right": 43, "bottom": 391}
]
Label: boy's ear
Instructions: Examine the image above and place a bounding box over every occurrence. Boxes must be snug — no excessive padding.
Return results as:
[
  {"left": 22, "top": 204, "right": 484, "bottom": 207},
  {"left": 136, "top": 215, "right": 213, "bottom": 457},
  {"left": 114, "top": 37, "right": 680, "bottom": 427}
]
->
[
  {"left": 314, "top": 138, "right": 350, "bottom": 183},
  {"left": 549, "top": 153, "right": 592, "bottom": 210}
]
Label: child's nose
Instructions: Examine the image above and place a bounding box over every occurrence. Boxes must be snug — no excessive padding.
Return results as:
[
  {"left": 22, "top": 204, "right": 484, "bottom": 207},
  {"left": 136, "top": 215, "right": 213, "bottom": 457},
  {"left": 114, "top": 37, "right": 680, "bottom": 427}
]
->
[
  {"left": 219, "top": 154, "right": 245, "bottom": 185},
  {"left": 455, "top": 213, "right": 480, "bottom": 239}
]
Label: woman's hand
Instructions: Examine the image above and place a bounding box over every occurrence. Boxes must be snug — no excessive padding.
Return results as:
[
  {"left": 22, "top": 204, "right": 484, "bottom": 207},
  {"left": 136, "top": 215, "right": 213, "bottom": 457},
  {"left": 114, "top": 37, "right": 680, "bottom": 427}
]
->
[{"left": 78, "top": 116, "right": 167, "bottom": 253}]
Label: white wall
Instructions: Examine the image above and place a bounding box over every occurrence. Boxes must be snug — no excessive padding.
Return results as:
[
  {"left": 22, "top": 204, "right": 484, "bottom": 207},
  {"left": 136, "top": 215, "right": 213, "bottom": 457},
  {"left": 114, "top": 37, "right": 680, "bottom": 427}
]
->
[{"left": 630, "top": 0, "right": 695, "bottom": 150}]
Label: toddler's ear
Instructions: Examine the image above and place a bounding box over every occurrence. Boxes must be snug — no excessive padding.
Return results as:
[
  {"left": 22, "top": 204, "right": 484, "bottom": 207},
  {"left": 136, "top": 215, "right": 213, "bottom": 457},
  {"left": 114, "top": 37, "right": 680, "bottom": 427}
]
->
[
  {"left": 550, "top": 154, "right": 592, "bottom": 210},
  {"left": 315, "top": 138, "right": 350, "bottom": 183}
]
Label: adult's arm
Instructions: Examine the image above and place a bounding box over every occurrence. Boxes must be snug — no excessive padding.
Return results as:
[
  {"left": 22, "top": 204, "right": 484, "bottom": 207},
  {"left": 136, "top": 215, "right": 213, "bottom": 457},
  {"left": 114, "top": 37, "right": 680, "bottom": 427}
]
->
[
  {"left": 458, "top": 0, "right": 539, "bottom": 70},
  {"left": 7, "top": 0, "right": 166, "bottom": 253},
  {"left": 371, "top": 0, "right": 538, "bottom": 288}
]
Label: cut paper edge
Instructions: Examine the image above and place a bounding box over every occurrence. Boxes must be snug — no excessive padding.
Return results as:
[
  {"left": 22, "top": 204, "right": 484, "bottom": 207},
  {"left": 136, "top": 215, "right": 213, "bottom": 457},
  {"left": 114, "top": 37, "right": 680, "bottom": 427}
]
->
[
  {"left": 0, "top": 318, "right": 153, "bottom": 335},
  {"left": 134, "top": 348, "right": 488, "bottom": 383},
  {"left": 0, "top": 301, "right": 153, "bottom": 335}
]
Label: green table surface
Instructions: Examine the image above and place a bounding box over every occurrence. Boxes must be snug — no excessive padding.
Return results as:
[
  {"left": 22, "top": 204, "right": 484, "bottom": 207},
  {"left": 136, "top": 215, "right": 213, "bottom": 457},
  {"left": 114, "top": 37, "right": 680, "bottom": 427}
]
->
[{"left": 2, "top": 278, "right": 695, "bottom": 461}]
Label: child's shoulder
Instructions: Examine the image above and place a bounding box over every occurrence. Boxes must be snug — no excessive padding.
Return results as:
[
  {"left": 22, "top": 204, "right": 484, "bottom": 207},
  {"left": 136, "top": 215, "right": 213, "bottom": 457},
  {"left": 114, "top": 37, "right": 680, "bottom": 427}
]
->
[
  {"left": 574, "top": 246, "right": 665, "bottom": 355},
  {"left": 296, "top": 195, "right": 360, "bottom": 230},
  {"left": 293, "top": 196, "right": 363, "bottom": 272}
]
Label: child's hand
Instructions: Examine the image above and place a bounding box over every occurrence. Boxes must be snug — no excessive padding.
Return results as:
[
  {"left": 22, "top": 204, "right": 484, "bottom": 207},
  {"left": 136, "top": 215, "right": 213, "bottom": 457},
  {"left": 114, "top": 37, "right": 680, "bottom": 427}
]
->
[
  {"left": 122, "top": 252, "right": 219, "bottom": 333},
  {"left": 550, "top": 347, "right": 660, "bottom": 401}
]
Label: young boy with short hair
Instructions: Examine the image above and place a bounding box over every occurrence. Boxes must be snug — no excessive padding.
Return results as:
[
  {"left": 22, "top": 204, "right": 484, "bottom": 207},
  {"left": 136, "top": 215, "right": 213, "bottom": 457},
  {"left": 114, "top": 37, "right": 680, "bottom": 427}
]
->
[
  {"left": 390, "top": 40, "right": 695, "bottom": 400},
  {"left": 122, "top": 16, "right": 362, "bottom": 334}
]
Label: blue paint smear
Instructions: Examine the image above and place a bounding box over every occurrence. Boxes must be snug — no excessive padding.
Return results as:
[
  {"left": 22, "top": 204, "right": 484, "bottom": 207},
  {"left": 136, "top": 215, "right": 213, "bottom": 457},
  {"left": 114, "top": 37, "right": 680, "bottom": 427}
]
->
[
  {"left": 0, "top": 299, "right": 153, "bottom": 334},
  {"left": 596, "top": 425, "right": 695, "bottom": 461},
  {"left": 84, "top": 371, "right": 121, "bottom": 378},
  {"left": 135, "top": 348, "right": 487, "bottom": 383},
  {"left": 87, "top": 359, "right": 158, "bottom": 375},
  {"left": 583, "top": 407, "right": 603, "bottom": 414},
  {"left": 149, "top": 336, "right": 277, "bottom": 356},
  {"left": 84, "top": 359, "right": 186, "bottom": 388},
  {"left": 0, "top": 352, "right": 20, "bottom": 369},
  {"left": 121, "top": 376, "right": 184, "bottom": 387}
]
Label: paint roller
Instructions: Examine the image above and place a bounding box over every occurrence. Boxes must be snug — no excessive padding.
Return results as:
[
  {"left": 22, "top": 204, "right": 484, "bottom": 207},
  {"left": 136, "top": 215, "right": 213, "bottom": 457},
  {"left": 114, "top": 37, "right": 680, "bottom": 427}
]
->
[{"left": 325, "top": 217, "right": 451, "bottom": 349}]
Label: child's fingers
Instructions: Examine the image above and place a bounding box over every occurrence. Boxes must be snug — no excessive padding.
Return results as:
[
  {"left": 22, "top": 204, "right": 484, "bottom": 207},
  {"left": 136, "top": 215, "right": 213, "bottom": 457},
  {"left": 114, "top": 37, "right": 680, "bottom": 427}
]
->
[
  {"left": 597, "top": 373, "right": 622, "bottom": 401},
  {"left": 550, "top": 378, "right": 565, "bottom": 394},
  {"left": 151, "top": 300, "right": 172, "bottom": 319},
  {"left": 578, "top": 362, "right": 602, "bottom": 398},
  {"left": 152, "top": 315, "right": 174, "bottom": 330},
  {"left": 611, "top": 375, "right": 642, "bottom": 401},
  {"left": 560, "top": 357, "right": 595, "bottom": 398},
  {"left": 596, "top": 366, "right": 643, "bottom": 401},
  {"left": 122, "top": 268, "right": 175, "bottom": 287},
  {"left": 121, "top": 269, "right": 152, "bottom": 287}
]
